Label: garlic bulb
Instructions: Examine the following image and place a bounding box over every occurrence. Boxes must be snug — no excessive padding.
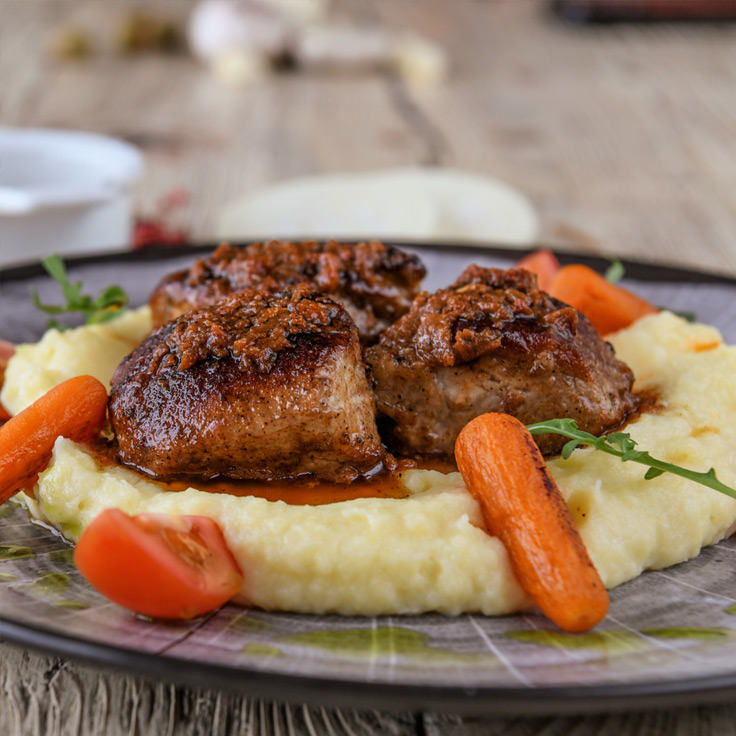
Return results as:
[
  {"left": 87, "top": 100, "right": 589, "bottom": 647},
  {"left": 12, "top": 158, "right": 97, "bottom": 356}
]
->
[{"left": 188, "top": 0, "right": 294, "bottom": 63}]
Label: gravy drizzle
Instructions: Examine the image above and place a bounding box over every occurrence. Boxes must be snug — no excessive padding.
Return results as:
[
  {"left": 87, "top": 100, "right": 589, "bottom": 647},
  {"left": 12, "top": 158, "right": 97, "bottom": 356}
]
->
[
  {"left": 88, "top": 440, "right": 411, "bottom": 506},
  {"left": 163, "top": 474, "right": 410, "bottom": 506},
  {"left": 84, "top": 390, "right": 661, "bottom": 508}
]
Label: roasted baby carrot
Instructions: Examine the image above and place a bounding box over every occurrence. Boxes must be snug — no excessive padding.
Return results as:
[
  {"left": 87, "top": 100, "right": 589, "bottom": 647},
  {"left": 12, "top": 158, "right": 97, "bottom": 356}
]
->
[
  {"left": 550, "top": 263, "right": 658, "bottom": 335},
  {"left": 514, "top": 249, "right": 560, "bottom": 293},
  {"left": 455, "top": 413, "right": 609, "bottom": 632},
  {"left": 0, "top": 375, "right": 108, "bottom": 504}
]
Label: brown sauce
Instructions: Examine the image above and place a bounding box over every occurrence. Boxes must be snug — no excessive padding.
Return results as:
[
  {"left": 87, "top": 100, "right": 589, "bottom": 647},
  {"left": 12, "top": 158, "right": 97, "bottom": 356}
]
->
[
  {"left": 624, "top": 388, "right": 664, "bottom": 427},
  {"left": 162, "top": 473, "right": 410, "bottom": 505},
  {"left": 394, "top": 456, "right": 459, "bottom": 474},
  {"left": 81, "top": 389, "right": 662, "bottom": 506},
  {"left": 87, "top": 439, "right": 410, "bottom": 506}
]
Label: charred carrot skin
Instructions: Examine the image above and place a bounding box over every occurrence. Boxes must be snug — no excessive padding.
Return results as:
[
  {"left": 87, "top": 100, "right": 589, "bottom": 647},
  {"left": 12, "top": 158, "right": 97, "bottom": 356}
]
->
[
  {"left": 455, "top": 413, "right": 609, "bottom": 633},
  {"left": 0, "top": 375, "right": 108, "bottom": 505},
  {"left": 550, "top": 263, "right": 658, "bottom": 335}
]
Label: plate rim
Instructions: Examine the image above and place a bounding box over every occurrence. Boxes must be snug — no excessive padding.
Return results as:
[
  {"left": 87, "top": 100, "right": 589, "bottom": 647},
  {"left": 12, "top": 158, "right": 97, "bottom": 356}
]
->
[
  {"left": 2, "top": 240, "right": 735, "bottom": 287},
  {"left": 3, "top": 616, "right": 736, "bottom": 718},
  {"left": 2, "top": 241, "right": 736, "bottom": 717}
]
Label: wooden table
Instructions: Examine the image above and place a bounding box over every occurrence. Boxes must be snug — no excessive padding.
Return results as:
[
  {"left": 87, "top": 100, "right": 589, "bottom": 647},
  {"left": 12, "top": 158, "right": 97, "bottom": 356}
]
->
[{"left": 3, "top": 1, "right": 736, "bottom": 734}]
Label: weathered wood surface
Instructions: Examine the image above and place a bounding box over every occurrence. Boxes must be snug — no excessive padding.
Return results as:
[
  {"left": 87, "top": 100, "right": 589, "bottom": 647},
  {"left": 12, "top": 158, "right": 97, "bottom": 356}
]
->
[
  {"left": 2, "top": 0, "right": 735, "bottom": 275},
  {"left": 0, "top": 644, "right": 421, "bottom": 736},
  {"left": 5, "top": 643, "right": 736, "bottom": 735},
  {"left": 374, "top": 0, "right": 736, "bottom": 276},
  {"left": 3, "top": 1, "right": 736, "bottom": 734}
]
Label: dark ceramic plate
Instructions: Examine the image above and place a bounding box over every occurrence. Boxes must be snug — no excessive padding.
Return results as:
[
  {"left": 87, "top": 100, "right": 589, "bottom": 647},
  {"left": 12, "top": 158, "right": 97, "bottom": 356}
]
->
[{"left": 2, "top": 243, "right": 736, "bottom": 717}]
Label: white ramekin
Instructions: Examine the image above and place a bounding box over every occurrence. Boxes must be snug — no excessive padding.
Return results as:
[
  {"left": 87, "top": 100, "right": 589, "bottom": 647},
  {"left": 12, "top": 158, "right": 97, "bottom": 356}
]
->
[{"left": 0, "top": 128, "right": 143, "bottom": 265}]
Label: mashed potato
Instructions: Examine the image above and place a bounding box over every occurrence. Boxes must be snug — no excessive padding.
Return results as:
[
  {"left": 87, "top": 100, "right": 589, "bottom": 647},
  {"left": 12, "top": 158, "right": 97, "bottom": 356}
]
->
[
  {"left": 1, "top": 307, "right": 152, "bottom": 414},
  {"left": 3, "top": 310, "right": 736, "bottom": 615}
]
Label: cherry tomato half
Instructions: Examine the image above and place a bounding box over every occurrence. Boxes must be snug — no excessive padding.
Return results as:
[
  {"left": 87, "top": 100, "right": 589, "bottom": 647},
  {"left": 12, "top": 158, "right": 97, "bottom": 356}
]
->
[
  {"left": 0, "top": 340, "right": 16, "bottom": 422},
  {"left": 514, "top": 249, "right": 560, "bottom": 293},
  {"left": 74, "top": 509, "right": 244, "bottom": 619}
]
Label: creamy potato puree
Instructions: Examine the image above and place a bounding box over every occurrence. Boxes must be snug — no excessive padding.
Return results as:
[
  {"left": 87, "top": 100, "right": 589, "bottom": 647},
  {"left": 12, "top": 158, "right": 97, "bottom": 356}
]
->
[
  {"left": 551, "top": 312, "right": 736, "bottom": 589},
  {"left": 1, "top": 307, "right": 152, "bottom": 414},
  {"left": 4, "top": 310, "right": 736, "bottom": 615},
  {"left": 34, "top": 444, "right": 528, "bottom": 615}
]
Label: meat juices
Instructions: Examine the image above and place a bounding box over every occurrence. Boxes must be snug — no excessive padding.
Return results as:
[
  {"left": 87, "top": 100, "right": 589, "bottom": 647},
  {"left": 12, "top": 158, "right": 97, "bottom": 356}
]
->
[
  {"left": 365, "top": 266, "right": 638, "bottom": 458},
  {"left": 149, "top": 240, "right": 426, "bottom": 344},
  {"left": 109, "top": 285, "right": 387, "bottom": 483}
]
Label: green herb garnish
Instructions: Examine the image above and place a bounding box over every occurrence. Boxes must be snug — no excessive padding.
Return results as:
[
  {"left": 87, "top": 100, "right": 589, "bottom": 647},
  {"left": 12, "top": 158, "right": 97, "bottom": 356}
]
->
[
  {"left": 31, "top": 255, "right": 128, "bottom": 329},
  {"left": 526, "top": 418, "right": 736, "bottom": 500},
  {"left": 672, "top": 310, "right": 697, "bottom": 323},
  {"left": 604, "top": 258, "right": 625, "bottom": 283}
]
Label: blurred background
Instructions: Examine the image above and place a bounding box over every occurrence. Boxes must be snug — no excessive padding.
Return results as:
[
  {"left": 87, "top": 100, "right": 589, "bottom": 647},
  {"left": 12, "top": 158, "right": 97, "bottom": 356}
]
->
[{"left": 2, "top": 0, "right": 736, "bottom": 274}]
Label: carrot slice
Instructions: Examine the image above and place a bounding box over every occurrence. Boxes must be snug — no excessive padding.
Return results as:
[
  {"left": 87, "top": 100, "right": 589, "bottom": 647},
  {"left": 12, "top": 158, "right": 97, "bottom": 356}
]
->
[
  {"left": 455, "top": 413, "right": 608, "bottom": 632},
  {"left": 514, "top": 249, "right": 560, "bottom": 292},
  {"left": 0, "top": 375, "right": 108, "bottom": 505},
  {"left": 550, "top": 263, "right": 658, "bottom": 335}
]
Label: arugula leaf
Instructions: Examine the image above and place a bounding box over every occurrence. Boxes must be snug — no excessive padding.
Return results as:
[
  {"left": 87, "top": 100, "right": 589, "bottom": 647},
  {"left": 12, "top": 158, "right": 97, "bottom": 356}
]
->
[
  {"left": 31, "top": 255, "right": 129, "bottom": 329},
  {"left": 527, "top": 418, "right": 736, "bottom": 500},
  {"left": 672, "top": 310, "right": 697, "bottom": 323},
  {"left": 604, "top": 258, "right": 625, "bottom": 283}
]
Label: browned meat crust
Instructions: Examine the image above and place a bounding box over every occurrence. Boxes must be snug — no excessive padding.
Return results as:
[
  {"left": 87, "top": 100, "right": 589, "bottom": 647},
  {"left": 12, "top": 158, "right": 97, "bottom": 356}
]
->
[
  {"left": 149, "top": 240, "right": 426, "bottom": 344},
  {"left": 110, "top": 285, "right": 387, "bottom": 483},
  {"left": 365, "top": 265, "right": 638, "bottom": 458}
]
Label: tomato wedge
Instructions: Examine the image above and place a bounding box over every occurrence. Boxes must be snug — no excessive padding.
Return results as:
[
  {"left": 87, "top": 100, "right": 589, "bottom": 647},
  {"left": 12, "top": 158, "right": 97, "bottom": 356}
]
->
[
  {"left": 0, "top": 340, "right": 14, "bottom": 423},
  {"left": 514, "top": 249, "right": 560, "bottom": 293},
  {"left": 74, "top": 509, "right": 244, "bottom": 619}
]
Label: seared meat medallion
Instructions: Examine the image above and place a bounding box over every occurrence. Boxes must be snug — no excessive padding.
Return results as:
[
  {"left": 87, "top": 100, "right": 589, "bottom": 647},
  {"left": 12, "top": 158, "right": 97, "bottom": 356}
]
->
[
  {"left": 365, "top": 265, "right": 638, "bottom": 458},
  {"left": 150, "top": 240, "right": 426, "bottom": 344},
  {"left": 110, "top": 285, "right": 387, "bottom": 483}
]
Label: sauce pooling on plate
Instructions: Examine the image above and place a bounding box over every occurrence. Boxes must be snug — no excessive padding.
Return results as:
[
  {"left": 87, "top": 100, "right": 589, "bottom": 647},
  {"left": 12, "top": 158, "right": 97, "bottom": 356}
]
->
[
  {"left": 165, "top": 473, "right": 411, "bottom": 506},
  {"left": 87, "top": 439, "right": 411, "bottom": 506}
]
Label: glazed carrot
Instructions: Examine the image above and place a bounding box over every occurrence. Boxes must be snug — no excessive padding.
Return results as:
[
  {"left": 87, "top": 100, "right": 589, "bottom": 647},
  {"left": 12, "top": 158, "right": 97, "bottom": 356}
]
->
[
  {"left": 514, "top": 249, "right": 560, "bottom": 292},
  {"left": 455, "top": 413, "right": 608, "bottom": 633},
  {"left": 549, "top": 263, "right": 658, "bottom": 335},
  {"left": 0, "top": 375, "right": 108, "bottom": 505}
]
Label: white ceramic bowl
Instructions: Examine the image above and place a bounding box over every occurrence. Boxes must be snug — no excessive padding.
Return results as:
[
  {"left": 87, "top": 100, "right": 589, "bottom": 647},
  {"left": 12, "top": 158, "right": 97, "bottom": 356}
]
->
[{"left": 0, "top": 128, "right": 143, "bottom": 265}]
